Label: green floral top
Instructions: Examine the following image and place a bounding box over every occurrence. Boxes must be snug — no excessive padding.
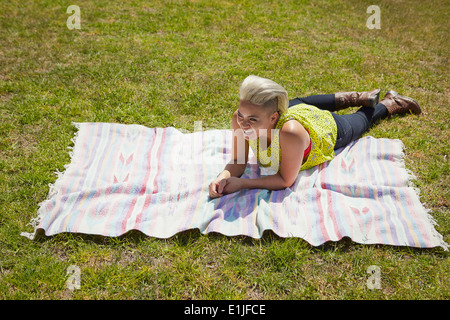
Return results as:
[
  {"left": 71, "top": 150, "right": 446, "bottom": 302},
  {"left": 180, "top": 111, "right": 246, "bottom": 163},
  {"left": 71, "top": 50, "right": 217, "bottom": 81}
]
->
[{"left": 248, "top": 104, "right": 337, "bottom": 174}]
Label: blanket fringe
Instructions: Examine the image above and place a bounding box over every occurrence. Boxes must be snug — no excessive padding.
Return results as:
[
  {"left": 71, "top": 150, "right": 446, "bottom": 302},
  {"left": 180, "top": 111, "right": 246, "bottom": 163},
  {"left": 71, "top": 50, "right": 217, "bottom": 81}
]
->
[
  {"left": 395, "top": 139, "right": 449, "bottom": 251},
  {"left": 20, "top": 122, "right": 82, "bottom": 240}
]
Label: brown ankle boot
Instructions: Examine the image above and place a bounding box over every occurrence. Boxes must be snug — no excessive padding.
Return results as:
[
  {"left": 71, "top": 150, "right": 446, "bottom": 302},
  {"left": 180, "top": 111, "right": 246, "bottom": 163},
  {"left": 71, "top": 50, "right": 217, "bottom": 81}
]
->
[
  {"left": 334, "top": 88, "right": 380, "bottom": 111},
  {"left": 379, "top": 90, "right": 421, "bottom": 116}
]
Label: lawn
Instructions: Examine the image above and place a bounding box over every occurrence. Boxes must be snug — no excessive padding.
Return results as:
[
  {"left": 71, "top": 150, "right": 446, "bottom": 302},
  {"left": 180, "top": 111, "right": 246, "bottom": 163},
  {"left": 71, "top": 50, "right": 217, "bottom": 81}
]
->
[{"left": 0, "top": 0, "right": 448, "bottom": 300}]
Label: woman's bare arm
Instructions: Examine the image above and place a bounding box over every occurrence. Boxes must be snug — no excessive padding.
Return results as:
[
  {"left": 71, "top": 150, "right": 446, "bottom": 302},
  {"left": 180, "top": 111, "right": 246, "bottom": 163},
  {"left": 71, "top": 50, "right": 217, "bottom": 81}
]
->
[{"left": 209, "top": 110, "right": 249, "bottom": 198}]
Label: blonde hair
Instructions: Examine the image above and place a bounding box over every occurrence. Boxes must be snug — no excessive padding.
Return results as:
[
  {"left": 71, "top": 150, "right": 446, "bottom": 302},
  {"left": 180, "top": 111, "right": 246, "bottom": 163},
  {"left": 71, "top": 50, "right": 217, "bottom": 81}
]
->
[{"left": 239, "top": 75, "right": 289, "bottom": 114}]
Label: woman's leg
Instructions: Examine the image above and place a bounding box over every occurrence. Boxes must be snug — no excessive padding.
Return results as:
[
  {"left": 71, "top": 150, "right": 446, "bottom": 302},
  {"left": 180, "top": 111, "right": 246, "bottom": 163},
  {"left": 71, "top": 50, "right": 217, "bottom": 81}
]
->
[
  {"left": 332, "top": 103, "right": 389, "bottom": 150},
  {"left": 289, "top": 89, "right": 380, "bottom": 111},
  {"left": 289, "top": 94, "right": 336, "bottom": 111},
  {"left": 289, "top": 95, "right": 387, "bottom": 149},
  {"left": 292, "top": 90, "right": 421, "bottom": 150}
]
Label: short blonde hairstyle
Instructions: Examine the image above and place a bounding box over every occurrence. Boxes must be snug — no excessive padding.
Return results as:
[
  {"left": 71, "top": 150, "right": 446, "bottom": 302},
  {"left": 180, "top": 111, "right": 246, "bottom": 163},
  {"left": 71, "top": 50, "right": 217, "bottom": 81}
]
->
[{"left": 239, "top": 75, "right": 289, "bottom": 114}]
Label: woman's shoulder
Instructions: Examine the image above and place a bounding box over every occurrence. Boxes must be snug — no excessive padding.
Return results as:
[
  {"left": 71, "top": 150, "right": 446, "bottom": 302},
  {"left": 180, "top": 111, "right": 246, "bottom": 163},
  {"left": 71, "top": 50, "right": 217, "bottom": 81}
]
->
[{"left": 278, "top": 117, "right": 309, "bottom": 142}]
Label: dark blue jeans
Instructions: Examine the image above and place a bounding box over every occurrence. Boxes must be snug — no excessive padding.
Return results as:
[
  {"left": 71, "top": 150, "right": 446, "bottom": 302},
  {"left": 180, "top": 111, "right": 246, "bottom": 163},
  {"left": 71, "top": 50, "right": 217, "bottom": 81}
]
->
[{"left": 289, "top": 94, "right": 388, "bottom": 150}]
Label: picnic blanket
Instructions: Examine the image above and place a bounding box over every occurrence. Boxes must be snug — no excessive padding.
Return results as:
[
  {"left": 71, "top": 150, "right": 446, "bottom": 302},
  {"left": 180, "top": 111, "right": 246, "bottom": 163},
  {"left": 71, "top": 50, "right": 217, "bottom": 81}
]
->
[{"left": 21, "top": 122, "right": 448, "bottom": 250}]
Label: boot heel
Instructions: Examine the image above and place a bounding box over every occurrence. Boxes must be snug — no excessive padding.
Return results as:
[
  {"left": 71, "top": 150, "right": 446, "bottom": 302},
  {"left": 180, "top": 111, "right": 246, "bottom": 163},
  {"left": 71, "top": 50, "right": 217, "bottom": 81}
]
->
[{"left": 368, "top": 91, "right": 380, "bottom": 108}]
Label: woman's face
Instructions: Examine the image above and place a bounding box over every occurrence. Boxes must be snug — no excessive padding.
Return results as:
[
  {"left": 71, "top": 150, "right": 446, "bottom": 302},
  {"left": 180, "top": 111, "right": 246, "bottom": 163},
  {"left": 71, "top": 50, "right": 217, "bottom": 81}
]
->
[{"left": 237, "top": 100, "right": 279, "bottom": 140}]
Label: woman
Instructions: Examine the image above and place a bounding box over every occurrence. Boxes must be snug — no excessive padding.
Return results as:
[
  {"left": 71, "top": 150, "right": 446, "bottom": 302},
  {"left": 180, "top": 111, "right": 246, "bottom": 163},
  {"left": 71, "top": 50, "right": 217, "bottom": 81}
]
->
[{"left": 208, "top": 75, "right": 421, "bottom": 198}]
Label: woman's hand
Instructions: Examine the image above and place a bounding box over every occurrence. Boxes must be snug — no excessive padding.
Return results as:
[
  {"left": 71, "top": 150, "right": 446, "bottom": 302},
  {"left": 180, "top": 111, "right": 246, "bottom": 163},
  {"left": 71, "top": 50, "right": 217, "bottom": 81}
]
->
[
  {"left": 209, "top": 176, "right": 246, "bottom": 198},
  {"left": 221, "top": 177, "right": 246, "bottom": 195},
  {"left": 208, "top": 177, "right": 228, "bottom": 198}
]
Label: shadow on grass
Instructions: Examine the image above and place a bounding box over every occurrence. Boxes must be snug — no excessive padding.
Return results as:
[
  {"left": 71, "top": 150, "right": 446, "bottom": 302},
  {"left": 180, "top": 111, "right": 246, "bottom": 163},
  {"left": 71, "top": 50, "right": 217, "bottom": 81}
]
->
[{"left": 32, "top": 227, "right": 448, "bottom": 256}]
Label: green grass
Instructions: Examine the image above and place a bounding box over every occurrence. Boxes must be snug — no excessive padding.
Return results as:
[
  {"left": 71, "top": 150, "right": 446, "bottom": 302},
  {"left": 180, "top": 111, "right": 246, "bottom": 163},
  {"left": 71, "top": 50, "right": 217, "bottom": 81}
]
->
[{"left": 0, "top": 0, "right": 448, "bottom": 300}]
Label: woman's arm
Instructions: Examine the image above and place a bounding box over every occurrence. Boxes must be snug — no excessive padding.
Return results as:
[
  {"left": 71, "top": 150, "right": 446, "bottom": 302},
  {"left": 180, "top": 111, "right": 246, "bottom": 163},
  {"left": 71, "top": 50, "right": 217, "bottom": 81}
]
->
[
  {"left": 209, "top": 110, "right": 249, "bottom": 198},
  {"left": 222, "top": 120, "right": 308, "bottom": 193}
]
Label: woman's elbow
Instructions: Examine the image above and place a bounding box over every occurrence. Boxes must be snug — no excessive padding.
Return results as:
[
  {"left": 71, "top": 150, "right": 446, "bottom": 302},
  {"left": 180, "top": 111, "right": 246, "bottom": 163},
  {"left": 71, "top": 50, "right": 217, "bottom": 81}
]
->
[
  {"left": 280, "top": 174, "right": 297, "bottom": 189},
  {"left": 283, "top": 180, "right": 295, "bottom": 189}
]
